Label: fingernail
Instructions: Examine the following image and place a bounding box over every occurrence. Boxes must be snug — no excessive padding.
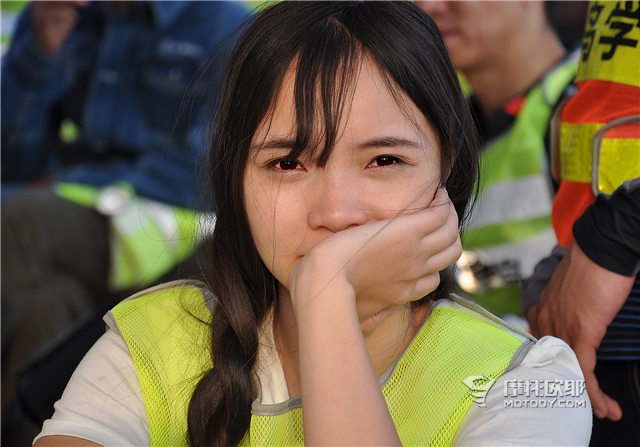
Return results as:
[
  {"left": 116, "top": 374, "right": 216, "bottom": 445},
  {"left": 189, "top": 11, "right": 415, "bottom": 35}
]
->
[{"left": 441, "top": 186, "right": 448, "bottom": 194}]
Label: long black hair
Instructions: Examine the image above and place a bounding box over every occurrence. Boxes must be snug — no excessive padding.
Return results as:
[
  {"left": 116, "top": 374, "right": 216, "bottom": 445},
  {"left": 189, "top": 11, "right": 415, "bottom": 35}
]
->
[{"left": 188, "top": 2, "right": 479, "bottom": 446}]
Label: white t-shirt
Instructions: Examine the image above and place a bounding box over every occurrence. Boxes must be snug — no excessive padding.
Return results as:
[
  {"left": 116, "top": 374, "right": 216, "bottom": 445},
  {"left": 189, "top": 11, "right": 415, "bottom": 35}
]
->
[{"left": 35, "top": 299, "right": 592, "bottom": 446}]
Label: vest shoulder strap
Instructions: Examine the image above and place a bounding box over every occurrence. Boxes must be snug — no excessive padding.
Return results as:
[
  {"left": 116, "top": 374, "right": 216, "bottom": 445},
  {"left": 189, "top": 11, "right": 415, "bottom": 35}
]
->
[
  {"left": 515, "top": 51, "right": 580, "bottom": 137},
  {"left": 539, "top": 49, "right": 580, "bottom": 109}
]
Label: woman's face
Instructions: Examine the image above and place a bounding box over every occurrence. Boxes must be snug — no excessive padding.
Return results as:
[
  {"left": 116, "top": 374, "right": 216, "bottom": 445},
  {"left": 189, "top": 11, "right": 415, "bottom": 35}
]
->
[{"left": 244, "top": 59, "right": 442, "bottom": 293}]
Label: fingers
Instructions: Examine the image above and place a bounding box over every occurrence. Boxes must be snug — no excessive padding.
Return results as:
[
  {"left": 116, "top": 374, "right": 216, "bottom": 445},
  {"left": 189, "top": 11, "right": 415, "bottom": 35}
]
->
[
  {"left": 421, "top": 233, "right": 462, "bottom": 274},
  {"left": 573, "top": 343, "right": 623, "bottom": 421},
  {"left": 405, "top": 188, "right": 460, "bottom": 280},
  {"left": 534, "top": 291, "right": 554, "bottom": 338},
  {"left": 425, "top": 187, "right": 457, "bottom": 232},
  {"left": 402, "top": 186, "right": 456, "bottom": 232},
  {"left": 426, "top": 187, "right": 458, "bottom": 236},
  {"left": 370, "top": 189, "right": 457, "bottom": 273},
  {"left": 429, "top": 186, "right": 451, "bottom": 208},
  {"left": 406, "top": 203, "right": 461, "bottom": 301},
  {"left": 583, "top": 369, "right": 607, "bottom": 419},
  {"left": 387, "top": 242, "right": 460, "bottom": 305},
  {"left": 583, "top": 368, "right": 622, "bottom": 421},
  {"left": 401, "top": 187, "right": 458, "bottom": 246},
  {"left": 407, "top": 233, "right": 461, "bottom": 301},
  {"left": 602, "top": 391, "right": 623, "bottom": 421},
  {"left": 412, "top": 272, "right": 441, "bottom": 300}
]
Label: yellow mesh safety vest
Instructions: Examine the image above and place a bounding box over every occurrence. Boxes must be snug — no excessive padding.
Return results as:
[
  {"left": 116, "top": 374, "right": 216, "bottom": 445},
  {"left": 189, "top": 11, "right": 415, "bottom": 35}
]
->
[
  {"left": 55, "top": 182, "right": 203, "bottom": 291},
  {"left": 109, "top": 281, "right": 534, "bottom": 446},
  {"left": 465, "top": 54, "right": 579, "bottom": 248},
  {"left": 459, "top": 54, "right": 579, "bottom": 316}
]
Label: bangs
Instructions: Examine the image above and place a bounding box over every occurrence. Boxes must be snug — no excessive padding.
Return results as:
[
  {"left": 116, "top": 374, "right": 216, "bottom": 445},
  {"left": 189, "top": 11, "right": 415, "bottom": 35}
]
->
[{"left": 260, "top": 15, "right": 364, "bottom": 167}]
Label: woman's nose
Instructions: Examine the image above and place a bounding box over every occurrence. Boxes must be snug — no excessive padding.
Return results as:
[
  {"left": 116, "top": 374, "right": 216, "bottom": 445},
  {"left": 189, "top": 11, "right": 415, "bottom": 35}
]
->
[{"left": 307, "top": 175, "right": 368, "bottom": 233}]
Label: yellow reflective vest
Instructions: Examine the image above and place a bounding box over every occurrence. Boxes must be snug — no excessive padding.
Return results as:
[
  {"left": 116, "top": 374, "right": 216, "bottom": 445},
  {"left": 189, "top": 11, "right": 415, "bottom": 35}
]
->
[
  {"left": 551, "top": 0, "right": 640, "bottom": 247},
  {"left": 56, "top": 182, "right": 204, "bottom": 291},
  {"left": 109, "top": 281, "right": 535, "bottom": 446}
]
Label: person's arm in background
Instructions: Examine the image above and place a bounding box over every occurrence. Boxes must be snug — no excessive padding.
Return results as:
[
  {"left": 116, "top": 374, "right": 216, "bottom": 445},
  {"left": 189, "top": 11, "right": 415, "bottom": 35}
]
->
[
  {"left": 1, "top": 2, "right": 91, "bottom": 183},
  {"left": 115, "top": 1, "right": 249, "bottom": 209},
  {"left": 528, "top": 178, "right": 640, "bottom": 420},
  {"left": 38, "top": 1, "right": 249, "bottom": 210}
]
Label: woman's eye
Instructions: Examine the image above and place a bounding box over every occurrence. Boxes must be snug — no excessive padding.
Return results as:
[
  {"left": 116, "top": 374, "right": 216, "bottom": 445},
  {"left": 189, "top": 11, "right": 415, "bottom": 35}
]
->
[
  {"left": 272, "top": 159, "right": 304, "bottom": 171},
  {"left": 368, "top": 156, "right": 400, "bottom": 168}
]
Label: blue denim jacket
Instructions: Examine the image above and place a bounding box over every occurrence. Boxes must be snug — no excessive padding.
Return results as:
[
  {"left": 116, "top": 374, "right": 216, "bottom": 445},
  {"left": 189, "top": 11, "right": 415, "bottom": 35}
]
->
[{"left": 1, "top": 1, "right": 249, "bottom": 209}]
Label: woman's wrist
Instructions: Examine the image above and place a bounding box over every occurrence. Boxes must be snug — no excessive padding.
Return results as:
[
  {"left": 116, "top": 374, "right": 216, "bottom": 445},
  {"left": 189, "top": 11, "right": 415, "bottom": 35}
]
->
[{"left": 289, "top": 255, "right": 357, "bottom": 321}]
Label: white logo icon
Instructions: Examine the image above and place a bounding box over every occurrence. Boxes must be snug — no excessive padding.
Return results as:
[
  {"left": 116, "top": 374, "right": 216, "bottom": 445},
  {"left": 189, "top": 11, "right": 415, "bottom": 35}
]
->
[{"left": 462, "top": 375, "right": 497, "bottom": 408}]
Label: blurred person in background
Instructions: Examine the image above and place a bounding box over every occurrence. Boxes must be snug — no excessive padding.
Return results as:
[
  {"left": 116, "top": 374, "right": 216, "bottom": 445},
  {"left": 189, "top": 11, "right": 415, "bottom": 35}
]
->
[
  {"left": 416, "top": 1, "right": 579, "bottom": 317},
  {"left": 1, "top": 0, "right": 248, "bottom": 426},
  {"left": 525, "top": 1, "right": 640, "bottom": 444}
]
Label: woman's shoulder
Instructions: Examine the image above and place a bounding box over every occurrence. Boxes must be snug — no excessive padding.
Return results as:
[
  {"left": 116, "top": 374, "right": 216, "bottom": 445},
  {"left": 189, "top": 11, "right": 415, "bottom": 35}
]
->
[
  {"left": 432, "top": 294, "right": 536, "bottom": 346},
  {"left": 109, "top": 279, "right": 214, "bottom": 314},
  {"left": 454, "top": 335, "right": 592, "bottom": 446},
  {"left": 106, "top": 279, "right": 214, "bottom": 339},
  {"left": 434, "top": 295, "right": 583, "bottom": 380},
  {"left": 451, "top": 323, "right": 592, "bottom": 445},
  {"left": 36, "top": 280, "right": 217, "bottom": 446},
  {"left": 35, "top": 329, "right": 150, "bottom": 446}
]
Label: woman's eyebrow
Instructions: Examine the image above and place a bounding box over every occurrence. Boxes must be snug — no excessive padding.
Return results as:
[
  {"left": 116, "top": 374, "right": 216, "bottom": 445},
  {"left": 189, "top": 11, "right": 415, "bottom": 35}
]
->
[
  {"left": 252, "top": 137, "right": 297, "bottom": 152},
  {"left": 356, "top": 136, "right": 422, "bottom": 150},
  {"left": 253, "top": 136, "right": 422, "bottom": 152}
]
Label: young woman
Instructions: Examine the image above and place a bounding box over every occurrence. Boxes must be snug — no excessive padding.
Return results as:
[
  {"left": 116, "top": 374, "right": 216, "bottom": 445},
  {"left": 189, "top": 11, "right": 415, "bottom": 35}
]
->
[{"left": 34, "top": 2, "right": 591, "bottom": 446}]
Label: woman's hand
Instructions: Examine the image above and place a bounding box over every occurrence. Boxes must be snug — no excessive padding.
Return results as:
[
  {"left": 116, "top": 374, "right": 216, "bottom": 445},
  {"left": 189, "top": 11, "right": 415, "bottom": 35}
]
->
[
  {"left": 288, "top": 187, "right": 460, "bottom": 446},
  {"left": 289, "top": 186, "right": 461, "bottom": 324}
]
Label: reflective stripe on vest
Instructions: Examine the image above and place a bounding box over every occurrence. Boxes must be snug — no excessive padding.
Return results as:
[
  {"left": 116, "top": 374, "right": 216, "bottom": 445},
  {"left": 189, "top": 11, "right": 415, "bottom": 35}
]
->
[
  {"left": 464, "top": 54, "right": 578, "bottom": 278},
  {"left": 109, "top": 281, "right": 532, "bottom": 446},
  {"left": 559, "top": 116, "right": 640, "bottom": 193},
  {"left": 55, "top": 182, "right": 204, "bottom": 291}
]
